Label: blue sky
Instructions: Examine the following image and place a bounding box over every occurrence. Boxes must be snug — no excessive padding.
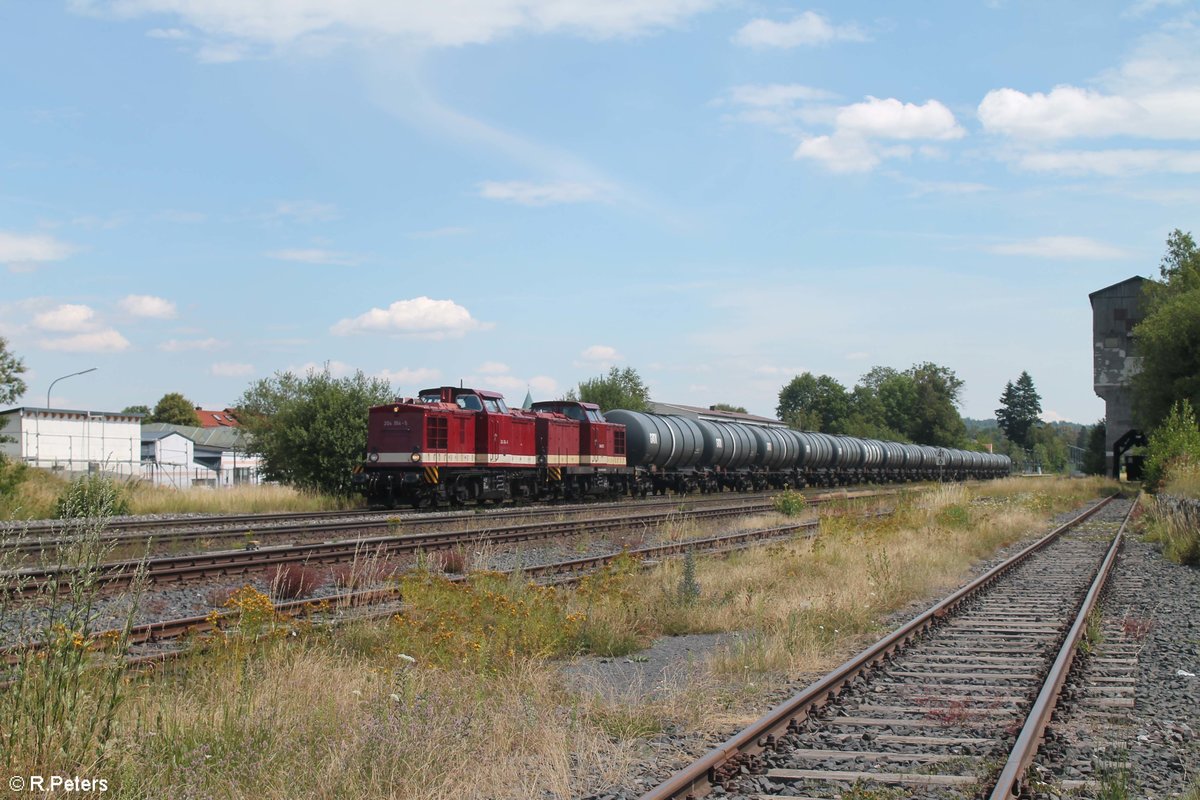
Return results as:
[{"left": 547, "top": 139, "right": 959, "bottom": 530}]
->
[{"left": 2, "top": 1, "right": 1197, "bottom": 424}]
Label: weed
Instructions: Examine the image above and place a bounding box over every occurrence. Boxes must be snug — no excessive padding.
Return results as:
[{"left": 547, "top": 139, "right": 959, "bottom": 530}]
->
[
  {"left": 265, "top": 564, "right": 327, "bottom": 600},
  {"left": 1119, "top": 615, "right": 1153, "bottom": 641},
  {"left": 1082, "top": 608, "right": 1105, "bottom": 655},
  {"left": 773, "top": 489, "right": 807, "bottom": 516},
  {"left": 676, "top": 548, "right": 700, "bottom": 605},
  {"left": 54, "top": 472, "right": 132, "bottom": 518}
]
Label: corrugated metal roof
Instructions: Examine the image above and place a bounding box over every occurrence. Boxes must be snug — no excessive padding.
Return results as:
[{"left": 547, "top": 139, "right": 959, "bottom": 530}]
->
[{"left": 141, "top": 422, "right": 251, "bottom": 450}]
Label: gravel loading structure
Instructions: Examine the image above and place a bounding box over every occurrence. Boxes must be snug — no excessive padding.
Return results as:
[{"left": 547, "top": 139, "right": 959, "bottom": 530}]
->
[{"left": 638, "top": 494, "right": 1134, "bottom": 800}]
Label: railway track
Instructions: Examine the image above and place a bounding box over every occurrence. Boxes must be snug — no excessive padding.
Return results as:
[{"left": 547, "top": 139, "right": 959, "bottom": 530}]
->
[
  {"left": 2, "top": 487, "right": 892, "bottom": 558},
  {"left": 639, "top": 492, "right": 1134, "bottom": 800},
  {"left": 9, "top": 495, "right": 874, "bottom": 595},
  {"left": 4, "top": 512, "right": 843, "bottom": 681}
]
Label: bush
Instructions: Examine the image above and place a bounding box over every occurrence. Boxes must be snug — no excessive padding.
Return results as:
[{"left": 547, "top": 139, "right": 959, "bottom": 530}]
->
[
  {"left": 54, "top": 473, "right": 131, "bottom": 519},
  {"left": 1144, "top": 399, "right": 1200, "bottom": 491},
  {"left": 773, "top": 489, "right": 807, "bottom": 516}
]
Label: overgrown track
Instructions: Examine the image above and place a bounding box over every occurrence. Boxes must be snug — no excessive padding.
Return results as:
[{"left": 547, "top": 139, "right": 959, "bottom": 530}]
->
[
  {"left": 8, "top": 494, "right": 882, "bottom": 595},
  {"left": 3, "top": 511, "right": 850, "bottom": 680},
  {"left": 639, "top": 492, "right": 1135, "bottom": 800},
  {"left": 2, "top": 487, "right": 891, "bottom": 558}
]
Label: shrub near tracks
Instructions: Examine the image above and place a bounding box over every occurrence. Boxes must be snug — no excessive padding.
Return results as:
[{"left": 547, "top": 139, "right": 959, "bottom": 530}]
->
[{"left": 20, "top": 477, "right": 1117, "bottom": 800}]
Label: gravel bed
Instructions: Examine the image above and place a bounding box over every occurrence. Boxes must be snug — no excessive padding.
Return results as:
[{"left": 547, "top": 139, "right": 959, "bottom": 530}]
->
[
  {"left": 1033, "top": 533, "right": 1200, "bottom": 798},
  {"left": 571, "top": 495, "right": 1120, "bottom": 800}
]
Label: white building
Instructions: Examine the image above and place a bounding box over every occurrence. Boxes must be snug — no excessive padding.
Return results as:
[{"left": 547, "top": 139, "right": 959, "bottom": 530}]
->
[
  {"left": 0, "top": 407, "right": 144, "bottom": 477},
  {"left": 140, "top": 430, "right": 196, "bottom": 489},
  {"left": 140, "top": 423, "right": 262, "bottom": 487}
]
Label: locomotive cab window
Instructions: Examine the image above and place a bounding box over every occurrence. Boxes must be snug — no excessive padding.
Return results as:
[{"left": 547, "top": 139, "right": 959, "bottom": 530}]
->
[
  {"left": 456, "top": 395, "right": 483, "bottom": 411},
  {"left": 483, "top": 398, "right": 501, "bottom": 413},
  {"left": 586, "top": 409, "right": 603, "bottom": 422},
  {"left": 562, "top": 406, "right": 585, "bottom": 421}
]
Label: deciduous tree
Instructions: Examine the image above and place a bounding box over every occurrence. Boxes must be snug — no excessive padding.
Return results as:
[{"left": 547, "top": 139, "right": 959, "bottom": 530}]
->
[
  {"left": 0, "top": 337, "right": 27, "bottom": 406},
  {"left": 568, "top": 366, "right": 650, "bottom": 412},
  {"left": 237, "top": 367, "right": 393, "bottom": 495},
  {"left": 776, "top": 373, "right": 850, "bottom": 432},
  {"left": 146, "top": 393, "right": 201, "bottom": 426},
  {"left": 1134, "top": 229, "right": 1200, "bottom": 429}
]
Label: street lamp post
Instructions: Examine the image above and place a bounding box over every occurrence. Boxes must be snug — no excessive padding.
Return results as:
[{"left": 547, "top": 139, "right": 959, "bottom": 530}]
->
[{"left": 37, "top": 367, "right": 98, "bottom": 468}]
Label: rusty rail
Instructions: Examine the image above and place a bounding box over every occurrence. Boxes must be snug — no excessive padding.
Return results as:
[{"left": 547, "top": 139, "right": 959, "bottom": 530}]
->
[
  {"left": 638, "top": 492, "right": 1119, "bottom": 800},
  {"left": 986, "top": 493, "right": 1137, "bottom": 799}
]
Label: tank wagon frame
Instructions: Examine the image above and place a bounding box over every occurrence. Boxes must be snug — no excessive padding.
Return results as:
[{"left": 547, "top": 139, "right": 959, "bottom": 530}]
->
[{"left": 354, "top": 387, "right": 1011, "bottom": 509}]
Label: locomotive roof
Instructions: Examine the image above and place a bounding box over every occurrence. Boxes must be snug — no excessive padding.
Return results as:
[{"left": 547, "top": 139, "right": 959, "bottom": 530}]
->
[{"left": 418, "top": 386, "right": 507, "bottom": 400}]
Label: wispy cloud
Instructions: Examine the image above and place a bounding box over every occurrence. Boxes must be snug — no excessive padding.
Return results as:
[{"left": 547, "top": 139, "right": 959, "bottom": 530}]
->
[
  {"left": 160, "top": 337, "right": 226, "bottom": 352},
  {"left": 78, "top": 0, "right": 720, "bottom": 56},
  {"left": 478, "top": 180, "right": 607, "bottom": 206},
  {"left": 211, "top": 362, "right": 255, "bottom": 377},
  {"left": 986, "top": 236, "right": 1132, "bottom": 260},
  {"left": 0, "top": 231, "right": 76, "bottom": 272},
  {"left": 733, "top": 11, "right": 867, "bottom": 48},
  {"left": 267, "top": 248, "right": 362, "bottom": 266},
  {"left": 40, "top": 329, "right": 130, "bottom": 353}
]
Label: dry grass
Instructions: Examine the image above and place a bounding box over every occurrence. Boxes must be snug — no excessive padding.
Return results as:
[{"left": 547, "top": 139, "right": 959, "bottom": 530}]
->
[
  {"left": 126, "top": 483, "right": 356, "bottom": 515},
  {"left": 0, "top": 470, "right": 357, "bottom": 521},
  {"left": 1164, "top": 461, "right": 1200, "bottom": 500},
  {"left": 13, "top": 477, "right": 1117, "bottom": 798}
]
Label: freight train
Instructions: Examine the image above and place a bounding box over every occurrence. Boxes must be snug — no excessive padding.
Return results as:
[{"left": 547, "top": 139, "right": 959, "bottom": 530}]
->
[{"left": 353, "top": 385, "right": 1011, "bottom": 509}]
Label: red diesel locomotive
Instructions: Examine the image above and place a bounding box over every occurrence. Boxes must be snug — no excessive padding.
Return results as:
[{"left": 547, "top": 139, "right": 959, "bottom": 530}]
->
[{"left": 354, "top": 386, "right": 633, "bottom": 508}]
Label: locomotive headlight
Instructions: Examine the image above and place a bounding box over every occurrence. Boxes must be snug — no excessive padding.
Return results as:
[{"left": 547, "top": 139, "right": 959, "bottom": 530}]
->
[
  {"left": 411, "top": 448, "right": 422, "bottom": 463},
  {"left": 368, "top": 451, "right": 380, "bottom": 463}
]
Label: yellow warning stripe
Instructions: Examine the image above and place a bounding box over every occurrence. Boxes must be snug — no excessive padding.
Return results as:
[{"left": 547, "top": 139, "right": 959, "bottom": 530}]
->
[
  {"left": 423, "top": 466, "right": 440, "bottom": 484},
  {"left": 549, "top": 467, "right": 561, "bottom": 481}
]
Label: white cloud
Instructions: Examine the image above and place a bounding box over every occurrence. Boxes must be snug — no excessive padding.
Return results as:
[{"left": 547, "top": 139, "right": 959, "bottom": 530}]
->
[
  {"left": 478, "top": 361, "right": 510, "bottom": 375},
  {"left": 1040, "top": 409, "right": 1070, "bottom": 423},
  {"left": 724, "top": 88, "right": 965, "bottom": 173},
  {"left": 268, "top": 248, "right": 361, "bottom": 266},
  {"left": 978, "top": 86, "right": 1149, "bottom": 140},
  {"left": 378, "top": 367, "right": 441, "bottom": 387},
  {"left": 119, "top": 294, "right": 177, "bottom": 319},
  {"left": 478, "top": 181, "right": 605, "bottom": 206},
  {"left": 0, "top": 231, "right": 75, "bottom": 272},
  {"left": 754, "top": 365, "right": 807, "bottom": 377},
  {"left": 733, "top": 11, "right": 866, "bottom": 48},
  {"left": 579, "top": 345, "right": 622, "bottom": 363},
  {"left": 331, "top": 297, "right": 490, "bottom": 339},
  {"left": 978, "top": 23, "right": 1200, "bottom": 173},
  {"left": 1016, "top": 148, "right": 1200, "bottom": 176},
  {"left": 76, "top": 0, "right": 718, "bottom": 54},
  {"left": 835, "top": 97, "right": 965, "bottom": 141},
  {"left": 40, "top": 329, "right": 130, "bottom": 353},
  {"left": 211, "top": 362, "right": 255, "bottom": 377},
  {"left": 34, "top": 304, "right": 97, "bottom": 333},
  {"left": 160, "top": 337, "right": 227, "bottom": 352},
  {"left": 986, "top": 236, "right": 1132, "bottom": 260},
  {"left": 793, "top": 135, "right": 883, "bottom": 173}
]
